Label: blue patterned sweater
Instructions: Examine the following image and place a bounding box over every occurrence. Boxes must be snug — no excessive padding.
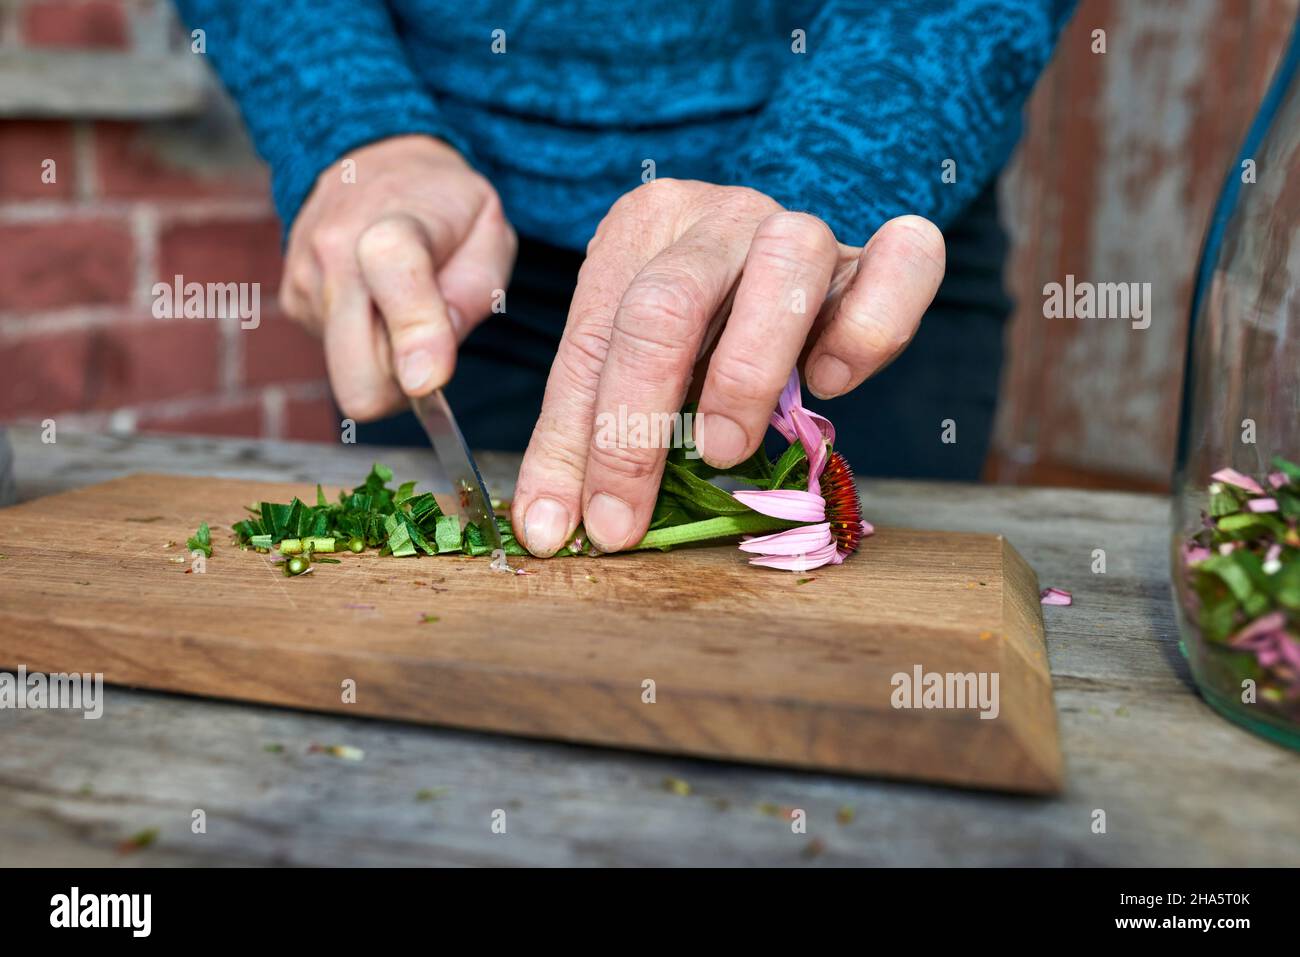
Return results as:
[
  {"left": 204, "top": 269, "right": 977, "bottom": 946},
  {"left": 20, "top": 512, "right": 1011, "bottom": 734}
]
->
[{"left": 174, "top": 0, "right": 1075, "bottom": 249}]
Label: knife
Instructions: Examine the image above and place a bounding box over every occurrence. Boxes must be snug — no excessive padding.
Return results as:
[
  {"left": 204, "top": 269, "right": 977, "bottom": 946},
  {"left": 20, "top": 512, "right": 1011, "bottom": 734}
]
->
[{"left": 410, "top": 389, "right": 503, "bottom": 555}]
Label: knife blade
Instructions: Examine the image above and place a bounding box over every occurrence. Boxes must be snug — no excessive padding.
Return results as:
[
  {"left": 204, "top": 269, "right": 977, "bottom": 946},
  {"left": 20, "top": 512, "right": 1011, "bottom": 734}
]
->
[{"left": 409, "top": 389, "right": 503, "bottom": 555}]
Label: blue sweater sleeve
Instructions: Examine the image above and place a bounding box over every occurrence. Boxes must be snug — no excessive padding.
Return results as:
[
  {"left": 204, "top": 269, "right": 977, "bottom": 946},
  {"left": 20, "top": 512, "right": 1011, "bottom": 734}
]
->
[
  {"left": 173, "top": 0, "right": 466, "bottom": 233},
  {"left": 723, "top": 0, "right": 1076, "bottom": 245}
]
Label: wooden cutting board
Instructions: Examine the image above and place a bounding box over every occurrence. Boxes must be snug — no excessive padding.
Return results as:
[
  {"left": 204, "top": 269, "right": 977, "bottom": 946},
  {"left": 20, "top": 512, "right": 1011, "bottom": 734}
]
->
[{"left": 0, "top": 474, "right": 1063, "bottom": 793}]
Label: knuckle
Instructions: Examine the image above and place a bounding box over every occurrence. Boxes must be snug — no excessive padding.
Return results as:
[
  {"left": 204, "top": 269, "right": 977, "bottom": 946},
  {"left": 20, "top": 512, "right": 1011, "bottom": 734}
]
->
[
  {"left": 722, "top": 184, "right": 778, "bottom": 215},
  {"left": 522, "top": 427, "right": 587, "bottom": 488},
  {"left": 309, "top": 224, "right": 354, "bottom": 265},
  {"left": 707, "top": 352, "right": 781, "bottom": 406},
  {"left": 754, "top": 211, "right": 837, "bottom": 262},
  {"left": 635, "top": 176, "right": 686, "bottom": 205},
  {"left": 618, "top": 274, "right": 706, "bottom": 340},
  {"left": 587, "top": 441, "right": 660, "bottom": 483},
  {"left": 356, "top": 216, "right": 420, "bottom": 265},
  {"left": 839, "top": 307, "right": 912, "bottom": 361},
  {"left": 557, "top": 322, "right": 612, "bottom": 386}
]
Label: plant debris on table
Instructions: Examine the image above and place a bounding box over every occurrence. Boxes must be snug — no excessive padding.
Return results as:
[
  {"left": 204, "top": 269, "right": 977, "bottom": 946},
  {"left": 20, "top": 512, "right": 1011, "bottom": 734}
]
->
[
  {"left": 1182, "top": 457, "right": 1300, "bottom": 713},
  {"left": 117, "top": 828, "right": 159, "bottom": 854},
  {"left": 186, "top": 522, "right": 212, "bottom": 558}
]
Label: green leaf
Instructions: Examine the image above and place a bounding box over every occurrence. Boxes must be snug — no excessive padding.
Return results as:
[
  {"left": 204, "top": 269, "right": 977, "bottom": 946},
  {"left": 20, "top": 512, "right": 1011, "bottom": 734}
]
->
[
  {"left": 495, "top": 517, "right": 529, "bottom": 556},
  {"left": 395, "top": 480, "right": 417, "bottom": 505},
  {"left": 434, "top": 515, "right": 462, "bottom": 554},
  {"left": 1270, "top": 455, "right": 1300, "bottom": 482},
  {"left": 1274, "top": 560, "right": 1300, "bottom": 610},
  {"left": 659, "top": 461, "right": 752, "bottom": 519},
  {"left": 316, "top": 484, "right": 328, "bottom": 508},
  {"left": 767, "top": 441, "right": 809, "bottom": 491},
  {"left": 648, "top": 498, "right": 693, "bottom": 530},
  {"left": 1208, "top": 487, "right": 1241, "bottom": 518},
  {"left": 384, "top": 513, "right": 417, "bottom": 558},
  {"left": 464, "top": 521, "right": 491, "bottom": 556},
  {"left": 186, "top": 521, "right": 212, "bottom": 558},
  {"left": 1217, "top": 512, "right": 1285, "bottom": 536},
  {"left": 405, "top": 492, "right": 443, "bottom": 527}
]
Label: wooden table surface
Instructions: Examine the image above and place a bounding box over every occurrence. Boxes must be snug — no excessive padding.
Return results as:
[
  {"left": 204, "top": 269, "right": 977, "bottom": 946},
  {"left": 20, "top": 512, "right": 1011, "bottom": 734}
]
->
[{"left": 2, "top": 427, "right": 1297, "bottom": 867}]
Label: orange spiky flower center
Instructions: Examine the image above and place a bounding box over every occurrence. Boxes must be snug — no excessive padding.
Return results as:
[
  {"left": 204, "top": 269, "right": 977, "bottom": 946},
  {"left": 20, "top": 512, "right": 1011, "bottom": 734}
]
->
[{"left": 821, "top": 451, "right": 865, "bottom": 555}]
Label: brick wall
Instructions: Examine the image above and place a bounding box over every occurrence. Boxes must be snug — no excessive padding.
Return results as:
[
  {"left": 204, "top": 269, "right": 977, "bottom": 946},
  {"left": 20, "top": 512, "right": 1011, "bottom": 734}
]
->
[{"left": 0, "top": 0, "right": 338, "bottom": 441}]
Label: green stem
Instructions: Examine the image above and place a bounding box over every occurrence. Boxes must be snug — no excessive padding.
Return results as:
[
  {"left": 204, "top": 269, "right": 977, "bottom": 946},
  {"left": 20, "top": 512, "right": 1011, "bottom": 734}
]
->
[{"left": 629, "top": 513, "right": 801, "bottom": 552}]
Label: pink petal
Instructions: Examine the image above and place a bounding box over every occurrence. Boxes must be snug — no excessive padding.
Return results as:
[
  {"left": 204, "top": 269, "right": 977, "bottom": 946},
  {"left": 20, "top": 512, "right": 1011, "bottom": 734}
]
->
[
  {"left": 806, "top": 409, "right": 835, "bottom": 450},
  {"left": 1266, "top": 543, "right": 1283, "bottom": 563},
  {"left": 1211, "top": 468, "right": 1265, "bottom": 495},
  {"left": 1277, "top": 635, "right": 1300, "bottom": 671},
  {"left": 1040, "top": 586, "right": 1073, "bottom": 606},
  {"left": 738, "top": 522, "right": 834, "bottom": 556},
  {"left": 790, "top": 406, "right": 828, "bottom": 488},
  {"left": 1246, "top": 497, "right": 1279, "bottom": 512},
  {"left": 770, "top": 370, "right": 802, "bottom": 442},
  {"left": 1229, "top": 611, "right": 1287, "bottom": 646},
  {"left": 1269, "top": 471, "right": 1289, "bottom": 490},
  {"left": 747, "top": 540, "right": 840, "bottom": 571},
  {"left": 770, "top": 369, "right": 836, "bottom": 458},
  {"left": 733, "top": 488, "right": 825, "bottom": 522},
  {"left": 1183, "top": 543, "right": 1211, "bottom": 565}
]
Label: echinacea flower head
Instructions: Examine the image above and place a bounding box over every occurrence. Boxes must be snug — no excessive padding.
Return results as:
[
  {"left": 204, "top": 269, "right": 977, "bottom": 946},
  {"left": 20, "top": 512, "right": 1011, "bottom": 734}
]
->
[{"left": 731, "top": 370, "right": 872, "bottom": 571}]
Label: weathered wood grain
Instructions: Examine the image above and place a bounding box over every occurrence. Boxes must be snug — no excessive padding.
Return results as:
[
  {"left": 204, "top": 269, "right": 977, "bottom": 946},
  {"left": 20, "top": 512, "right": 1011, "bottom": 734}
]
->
[
  {"left": 1, "top": 428, "right": 1298, "bottom": 866},
  {"left": 993, "top": 0, "right": 1300, "bottom": 487},
  {"left": 0, "top": 472, "right": 1060, "bottom": 793}
]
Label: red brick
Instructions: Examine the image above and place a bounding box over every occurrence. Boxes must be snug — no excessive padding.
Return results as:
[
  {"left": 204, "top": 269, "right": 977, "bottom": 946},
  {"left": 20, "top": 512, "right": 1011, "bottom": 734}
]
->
[
  {"left": 283, "top": 396, "right": 340, "bottom": 442},
  {"left": 94, "top": 122, "right": 271, "bottom": 200},
  {"left": 21, "top": 0, "right": 128, "bottom": 49},
  {"left": 0, "top": 326, "right": 91, "bottom": 416},
  {"left": 0, "top": 317, "right": 224, "bottom": 418},
  {"left": 0, "top": 219, "right": 134, "bottom": 311},
  {"left": 138, "top": 398, "right": 263, "bottom": 437},
  {"left": 240, "top": 312, "right": 328, "bottom": 386},
  {"left": 157, "top": 217, "right": 283, "bottom": 293},
  {"left": 0, "top": 122, "right": 77, "bottom": 200},
  {"left": 86, "top": 318, "right": 221, "bottom": 409}
]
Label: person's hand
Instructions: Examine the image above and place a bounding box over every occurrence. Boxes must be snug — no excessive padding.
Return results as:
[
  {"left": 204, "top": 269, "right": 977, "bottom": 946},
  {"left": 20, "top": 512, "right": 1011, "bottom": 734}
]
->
[
  {"left": 279, "top": 135, "right": 517, "bottom": 420},
  {"left": 512, "top": 178, "right": 944, "bottom": 556}
]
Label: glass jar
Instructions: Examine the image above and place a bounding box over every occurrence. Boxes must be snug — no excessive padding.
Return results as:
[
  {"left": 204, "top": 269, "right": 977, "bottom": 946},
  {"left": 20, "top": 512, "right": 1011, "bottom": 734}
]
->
[{"left": 1172, "top": 22, "right": 1300, "bottom": 750}]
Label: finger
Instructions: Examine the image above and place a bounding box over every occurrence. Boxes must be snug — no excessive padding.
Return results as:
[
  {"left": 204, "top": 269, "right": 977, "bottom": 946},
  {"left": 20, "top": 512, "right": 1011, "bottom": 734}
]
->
[
  {"left": 696, "top": 211, "right": 836, "bottom": 468},
  {"left": 356, "top": 213, "right": 458, "bottom": 396},
  {"left": 322, "top": 277, "right": 405, "bottom": 421},
  {"left": 582, "top": 221, "right": 751, "bottom": 552},
  {"left": 436, "top": 196, "right": 518, "bottom": 336},
  {"left": 804, "top": 215, "right": 945, "bottom": 399},
  {"left": 511, "top": 244, "right": 649, "bottom": 557}
]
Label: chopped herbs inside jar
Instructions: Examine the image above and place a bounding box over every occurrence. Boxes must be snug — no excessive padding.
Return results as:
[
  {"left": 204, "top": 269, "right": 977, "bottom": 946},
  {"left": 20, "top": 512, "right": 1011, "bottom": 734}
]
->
[{"left": 1182, "top": 457, "right": 1300, "bottom": 719}]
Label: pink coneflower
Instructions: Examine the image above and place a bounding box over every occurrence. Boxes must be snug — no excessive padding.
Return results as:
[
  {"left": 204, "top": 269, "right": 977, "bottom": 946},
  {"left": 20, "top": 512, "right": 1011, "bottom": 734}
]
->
[{"left": 731, "top": 371, "right": 873, "bottom": 571}]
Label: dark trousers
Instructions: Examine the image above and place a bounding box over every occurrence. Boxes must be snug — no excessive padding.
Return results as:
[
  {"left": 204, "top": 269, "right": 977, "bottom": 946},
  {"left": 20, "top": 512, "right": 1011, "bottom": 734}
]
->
[{"left": 356, "top": 183, "right": 1010, "bottom": 481}]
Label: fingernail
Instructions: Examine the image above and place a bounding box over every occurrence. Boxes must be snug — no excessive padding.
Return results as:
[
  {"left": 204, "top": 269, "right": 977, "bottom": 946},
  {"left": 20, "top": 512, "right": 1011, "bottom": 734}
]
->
[
  {"left": 700, "top": 413, "right": 748, "bottom": 468},
  {"left": 809, "top": 355, "right": 852, "bottom": 399},
  {"left": 585, "top": 492, "right": 635, "bottom": 552},
  {"left": 398, "top": 349, "right": 436, "bottom": 392},
  {"left": 523, "top": 497, "right": 569, "bottom": 557}
]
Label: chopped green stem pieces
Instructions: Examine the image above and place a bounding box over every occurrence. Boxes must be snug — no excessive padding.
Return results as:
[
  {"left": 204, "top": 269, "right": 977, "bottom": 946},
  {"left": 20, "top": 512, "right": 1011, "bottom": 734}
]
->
[{"left": 228, "top": 442, "right": 819, "bottom": 577}]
